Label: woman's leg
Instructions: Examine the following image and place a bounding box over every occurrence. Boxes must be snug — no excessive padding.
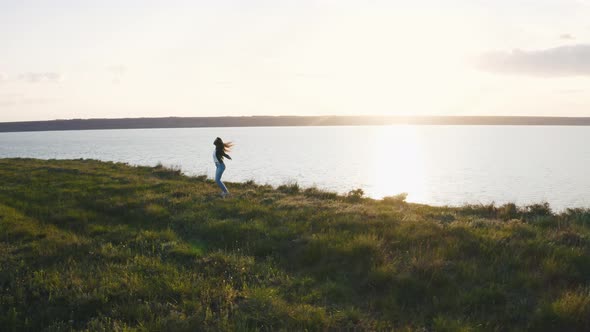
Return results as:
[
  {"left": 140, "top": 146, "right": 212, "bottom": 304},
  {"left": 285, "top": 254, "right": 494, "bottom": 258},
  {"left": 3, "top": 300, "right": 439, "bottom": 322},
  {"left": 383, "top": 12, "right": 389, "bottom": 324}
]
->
[{"left": 215, "top": 163, "right": 229, "bottom": 194}]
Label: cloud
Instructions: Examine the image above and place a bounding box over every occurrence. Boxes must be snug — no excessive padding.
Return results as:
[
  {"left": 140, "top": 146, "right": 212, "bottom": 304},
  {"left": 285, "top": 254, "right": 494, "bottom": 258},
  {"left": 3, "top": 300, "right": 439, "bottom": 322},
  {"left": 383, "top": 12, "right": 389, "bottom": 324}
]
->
[
  {"left": 18, "top": 72, "right": 63, "bottom": 83},
  {"left": 478, "top": 44, "right": 590, "bottom": 77},
  {"left": 560, "top": 34, "right": 574, "bottom": 40},
  {"left": 0, "top": 94, "right": 59, "bottom": 107}
]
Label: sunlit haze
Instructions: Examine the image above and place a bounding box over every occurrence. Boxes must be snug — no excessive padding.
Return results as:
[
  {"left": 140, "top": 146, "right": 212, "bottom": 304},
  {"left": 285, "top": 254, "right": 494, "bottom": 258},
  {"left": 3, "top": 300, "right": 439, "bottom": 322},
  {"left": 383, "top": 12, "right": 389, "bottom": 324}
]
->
[{"left": 1, "top": 0, "right": 590, "bottom": 122}]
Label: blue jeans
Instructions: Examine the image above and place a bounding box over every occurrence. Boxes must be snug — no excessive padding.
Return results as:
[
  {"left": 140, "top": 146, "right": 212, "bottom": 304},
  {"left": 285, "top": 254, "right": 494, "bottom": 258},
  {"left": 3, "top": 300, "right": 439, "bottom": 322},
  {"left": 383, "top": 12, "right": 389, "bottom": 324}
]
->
[{"left": 215, "top": 163, "right": 229, "bottom": 194}]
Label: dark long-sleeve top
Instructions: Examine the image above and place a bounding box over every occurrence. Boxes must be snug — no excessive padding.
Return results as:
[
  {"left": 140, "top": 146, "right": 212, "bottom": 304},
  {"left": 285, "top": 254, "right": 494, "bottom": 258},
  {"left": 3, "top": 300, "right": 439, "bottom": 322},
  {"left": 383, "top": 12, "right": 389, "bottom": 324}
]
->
[{"left": 213, "top": 147, "right": 231, "bottom": 165}]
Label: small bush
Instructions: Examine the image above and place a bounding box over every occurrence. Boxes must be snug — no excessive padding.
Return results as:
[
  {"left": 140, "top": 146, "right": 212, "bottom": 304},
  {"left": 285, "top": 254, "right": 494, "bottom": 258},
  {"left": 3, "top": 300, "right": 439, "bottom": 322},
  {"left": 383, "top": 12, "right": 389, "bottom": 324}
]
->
[
  {"left": 523, "top": 202, "right": 552, "bottom": 220},
  {"left": 346, "top": 188, "right": 365, "bottom": 202},
  {"left": 498, "top": 203, "right": 518, "bottom": 220}
]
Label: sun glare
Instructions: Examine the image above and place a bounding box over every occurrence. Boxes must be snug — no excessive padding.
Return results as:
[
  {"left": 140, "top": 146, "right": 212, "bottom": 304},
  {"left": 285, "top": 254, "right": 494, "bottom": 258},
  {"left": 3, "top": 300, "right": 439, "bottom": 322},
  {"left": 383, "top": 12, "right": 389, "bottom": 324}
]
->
[{"left": 368, "top": 126, "right": 428, "bottom": 202}]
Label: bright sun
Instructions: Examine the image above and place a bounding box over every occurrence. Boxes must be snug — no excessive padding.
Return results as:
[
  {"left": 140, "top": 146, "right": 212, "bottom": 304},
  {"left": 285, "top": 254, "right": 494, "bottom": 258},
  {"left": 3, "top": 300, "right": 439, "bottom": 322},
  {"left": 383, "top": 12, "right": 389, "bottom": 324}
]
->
[{"left": 368, "top": 126, "right": 428, "bottom": 202}]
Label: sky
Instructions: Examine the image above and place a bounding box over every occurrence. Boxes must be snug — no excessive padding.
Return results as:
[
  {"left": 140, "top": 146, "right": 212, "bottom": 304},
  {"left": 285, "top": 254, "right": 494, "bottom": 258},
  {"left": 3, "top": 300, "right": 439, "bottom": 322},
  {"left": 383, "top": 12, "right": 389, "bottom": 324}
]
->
[{"left": 1, "top": 0, "right": 590, "bottom": 122}]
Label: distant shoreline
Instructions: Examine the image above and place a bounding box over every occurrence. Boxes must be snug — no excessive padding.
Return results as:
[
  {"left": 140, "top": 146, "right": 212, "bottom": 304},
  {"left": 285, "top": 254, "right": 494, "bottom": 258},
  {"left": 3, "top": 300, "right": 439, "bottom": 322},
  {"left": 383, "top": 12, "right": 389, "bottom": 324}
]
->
[{"left": 2, "top": 115, "right": 590, "bottom": 133}]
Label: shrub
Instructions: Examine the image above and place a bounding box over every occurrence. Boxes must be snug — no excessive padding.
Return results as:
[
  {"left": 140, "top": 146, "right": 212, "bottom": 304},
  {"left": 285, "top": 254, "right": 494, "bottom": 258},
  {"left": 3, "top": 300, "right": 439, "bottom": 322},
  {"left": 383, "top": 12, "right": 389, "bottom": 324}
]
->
[
  {"left": 522, "top": 202, "right": 552, "bottom": 219},
  {"left": 346, "top": 188, "right": 365, "bottom": 202},
  {"left": 498, "top": 203, "right": 518, "bottom": 220}
]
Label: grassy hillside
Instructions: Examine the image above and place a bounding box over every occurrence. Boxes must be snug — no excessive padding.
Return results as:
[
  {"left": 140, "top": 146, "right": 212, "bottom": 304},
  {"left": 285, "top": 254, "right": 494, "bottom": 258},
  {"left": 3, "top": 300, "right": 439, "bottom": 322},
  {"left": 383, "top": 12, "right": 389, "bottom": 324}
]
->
[{"left": 0, "top": 158, "right": 589, "bottom": 331}]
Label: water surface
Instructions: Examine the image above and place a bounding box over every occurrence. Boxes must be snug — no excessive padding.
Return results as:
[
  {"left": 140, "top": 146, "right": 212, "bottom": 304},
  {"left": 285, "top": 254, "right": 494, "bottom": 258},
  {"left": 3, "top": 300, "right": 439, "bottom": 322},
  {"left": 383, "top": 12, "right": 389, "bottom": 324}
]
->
[{"left": 1, "top": 125, "right": 589, "bottom": 210}]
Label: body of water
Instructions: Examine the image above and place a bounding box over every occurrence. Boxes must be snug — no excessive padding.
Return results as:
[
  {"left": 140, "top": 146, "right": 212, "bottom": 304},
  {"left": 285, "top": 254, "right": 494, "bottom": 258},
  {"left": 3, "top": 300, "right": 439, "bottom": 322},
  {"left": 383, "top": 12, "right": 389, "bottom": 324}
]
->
[{"left": 1, "top": 125, "right": 589, "bottom": 210}]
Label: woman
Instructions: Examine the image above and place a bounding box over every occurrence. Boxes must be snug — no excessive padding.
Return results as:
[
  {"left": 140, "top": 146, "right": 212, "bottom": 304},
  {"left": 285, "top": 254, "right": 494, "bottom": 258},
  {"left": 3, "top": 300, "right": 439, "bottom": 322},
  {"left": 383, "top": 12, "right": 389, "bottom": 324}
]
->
[{"left": 213, "top": 137, "right": 233, "bottom": 197}]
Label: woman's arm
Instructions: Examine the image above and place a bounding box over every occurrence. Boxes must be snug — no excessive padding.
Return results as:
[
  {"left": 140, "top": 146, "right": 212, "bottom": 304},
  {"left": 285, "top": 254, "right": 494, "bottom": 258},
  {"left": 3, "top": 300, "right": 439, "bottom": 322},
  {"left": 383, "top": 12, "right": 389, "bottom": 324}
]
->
[{"left": 223, "top": 153, "right": 232, "bottom": 160}]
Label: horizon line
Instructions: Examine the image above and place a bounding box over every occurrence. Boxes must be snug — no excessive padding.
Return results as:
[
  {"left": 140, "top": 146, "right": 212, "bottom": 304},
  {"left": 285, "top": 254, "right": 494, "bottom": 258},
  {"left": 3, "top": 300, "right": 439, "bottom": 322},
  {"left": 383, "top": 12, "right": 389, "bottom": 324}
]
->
[{"left": 3, "top": 115, "right": 590, "bottom": 133}]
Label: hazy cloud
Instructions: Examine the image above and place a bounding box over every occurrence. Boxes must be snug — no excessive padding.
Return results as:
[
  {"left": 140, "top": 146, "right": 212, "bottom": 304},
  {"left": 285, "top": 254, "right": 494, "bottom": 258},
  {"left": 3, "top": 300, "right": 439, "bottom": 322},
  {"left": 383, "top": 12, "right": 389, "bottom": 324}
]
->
[
  {"left": 18, "top": 72, "right": 63, "bottom": 83},
  {"left": 478, "top": 44, "right": 590, "bottom": 77},
  {"left": 560, "top": 33, "right": 574, "bottom": 40},
  {"left": 0, "top": 94, "right": 59, "bottom": 107}
]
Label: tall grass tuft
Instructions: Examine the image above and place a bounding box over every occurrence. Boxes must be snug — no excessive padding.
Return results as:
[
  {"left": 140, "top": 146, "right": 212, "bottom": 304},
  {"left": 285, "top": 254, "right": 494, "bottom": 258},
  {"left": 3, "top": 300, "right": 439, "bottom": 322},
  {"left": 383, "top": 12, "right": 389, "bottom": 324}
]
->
[
  {"left": 277, "top": 181, "right": 300, "bottom": 194},
  {"left": 153, "top": 162, "right": 183, "bottom": 179}
]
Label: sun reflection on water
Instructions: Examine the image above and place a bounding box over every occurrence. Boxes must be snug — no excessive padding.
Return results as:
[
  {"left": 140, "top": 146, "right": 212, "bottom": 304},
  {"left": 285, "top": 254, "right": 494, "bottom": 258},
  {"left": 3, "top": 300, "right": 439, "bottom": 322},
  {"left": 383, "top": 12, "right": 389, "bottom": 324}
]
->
[{"left": 367, "top": 125, "right": 429, "bottom": 203}]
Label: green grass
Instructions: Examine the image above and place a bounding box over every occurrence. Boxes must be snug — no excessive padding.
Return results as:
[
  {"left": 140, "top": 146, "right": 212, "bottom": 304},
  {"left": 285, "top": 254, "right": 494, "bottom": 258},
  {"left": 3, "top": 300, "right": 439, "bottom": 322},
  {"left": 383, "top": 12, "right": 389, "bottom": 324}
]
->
[{"left": 0, "top": 158, "right": 589, "bottom": 331}]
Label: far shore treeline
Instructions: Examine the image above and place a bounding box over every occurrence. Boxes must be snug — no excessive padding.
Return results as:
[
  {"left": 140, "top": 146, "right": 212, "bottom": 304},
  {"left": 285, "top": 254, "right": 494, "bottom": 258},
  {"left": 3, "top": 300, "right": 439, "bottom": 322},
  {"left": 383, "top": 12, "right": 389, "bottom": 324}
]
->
[{"left": 3, "top": 115, "right": 590, "bottom": 132}]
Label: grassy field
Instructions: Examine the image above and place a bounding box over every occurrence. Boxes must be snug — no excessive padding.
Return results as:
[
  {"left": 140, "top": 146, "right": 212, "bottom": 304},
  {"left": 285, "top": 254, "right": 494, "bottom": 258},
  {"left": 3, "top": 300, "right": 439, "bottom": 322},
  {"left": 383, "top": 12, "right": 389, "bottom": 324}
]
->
[{"left": 0, "top": 158, "right": 589, "bottom": 331}]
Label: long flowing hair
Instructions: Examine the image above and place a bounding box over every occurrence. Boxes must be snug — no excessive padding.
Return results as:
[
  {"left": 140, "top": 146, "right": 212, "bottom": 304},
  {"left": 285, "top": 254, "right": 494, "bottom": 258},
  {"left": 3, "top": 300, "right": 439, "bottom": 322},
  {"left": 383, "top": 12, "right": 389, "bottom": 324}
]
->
[{"left": 214, "top": 137, "right": 233, "bottom": 153}]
